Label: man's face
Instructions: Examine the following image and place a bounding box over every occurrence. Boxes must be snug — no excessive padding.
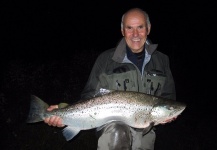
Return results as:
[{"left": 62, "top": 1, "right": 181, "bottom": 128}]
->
[{"left": 121, "top": 11, "right": 151, "bottom": 53}]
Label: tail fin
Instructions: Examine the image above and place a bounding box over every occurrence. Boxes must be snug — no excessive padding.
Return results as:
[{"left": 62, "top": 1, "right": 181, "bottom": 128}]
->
[{"left": 26, "top": 95, "right": 49, "bottom": 123}]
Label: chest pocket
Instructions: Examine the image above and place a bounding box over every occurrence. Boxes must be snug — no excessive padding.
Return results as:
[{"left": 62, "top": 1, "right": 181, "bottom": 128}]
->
[
  {"left": 99, "top": 66, "right": 138, "bottom": 91},
  {"left": 144, "top": 70, "right": 166, "bottom": 96}
]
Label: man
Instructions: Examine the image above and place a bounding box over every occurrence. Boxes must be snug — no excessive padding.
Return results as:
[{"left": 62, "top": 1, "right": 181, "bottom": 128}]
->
[{"left": 45, "top": 8, "right": 176, "bottom": 150}]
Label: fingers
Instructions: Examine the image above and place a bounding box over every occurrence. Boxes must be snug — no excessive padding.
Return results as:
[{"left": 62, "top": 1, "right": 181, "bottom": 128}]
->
[
  {"left": 44, "top": 105, "right": 64, "bottom": 127},
  {"left": 44, "top": 116, "right": 64, "bottom": 127}
]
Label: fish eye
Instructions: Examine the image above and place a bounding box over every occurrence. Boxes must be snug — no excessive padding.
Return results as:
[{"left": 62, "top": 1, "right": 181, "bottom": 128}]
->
[{"left": 163, "top": 106, "right": 174, "bottom": 110}]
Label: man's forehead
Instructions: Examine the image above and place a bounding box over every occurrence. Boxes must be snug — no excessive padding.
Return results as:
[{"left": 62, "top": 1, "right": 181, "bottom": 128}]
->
[
  {"left": 124, "top": 12, "right": 146, "bottom": 24},
  {"left": 124, "top": 17, "right": 146, "bottom": 27}
]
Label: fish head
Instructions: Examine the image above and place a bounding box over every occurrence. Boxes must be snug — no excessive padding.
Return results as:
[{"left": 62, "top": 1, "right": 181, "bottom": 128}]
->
[{"left": 150, "top": 99, "right": 186, "bottom": 125}]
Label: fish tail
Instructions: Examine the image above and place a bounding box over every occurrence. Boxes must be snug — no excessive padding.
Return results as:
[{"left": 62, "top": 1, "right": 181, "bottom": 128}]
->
[{"left": 26, "top": 95, "right": 49, "bottom": 123}]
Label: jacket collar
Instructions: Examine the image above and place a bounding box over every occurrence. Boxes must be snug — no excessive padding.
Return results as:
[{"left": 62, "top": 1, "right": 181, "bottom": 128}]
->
[{"left": 112, "top": 37, "right": 158, "bottom": 63}]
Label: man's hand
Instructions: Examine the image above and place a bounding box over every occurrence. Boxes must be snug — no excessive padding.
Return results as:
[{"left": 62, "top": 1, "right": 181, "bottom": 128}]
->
[{"left": 44, "top": 105, "right": 65, "bottom": 127}]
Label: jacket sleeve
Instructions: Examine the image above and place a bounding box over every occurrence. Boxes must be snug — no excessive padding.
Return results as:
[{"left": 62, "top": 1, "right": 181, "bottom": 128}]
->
[
  {"left": 80, "top": 53, "right": 105, "bottom": 100},
  {"left": 161, "top": 55, "right": 176, "bottom": 100}
]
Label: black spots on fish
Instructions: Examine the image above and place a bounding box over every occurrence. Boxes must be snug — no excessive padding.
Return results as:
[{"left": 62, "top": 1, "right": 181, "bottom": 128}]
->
[
  {"left": 75, "top": 107, "right": 80, "bottom": 110},
  {"left": 136, "top": 108, "right": 143, "bottom": 111},
  {"left": 134, "top": 111, "right": 146, "bottom": 123},
  {"left": 53, "top": 110, "right": 61, "bottom": 116}
]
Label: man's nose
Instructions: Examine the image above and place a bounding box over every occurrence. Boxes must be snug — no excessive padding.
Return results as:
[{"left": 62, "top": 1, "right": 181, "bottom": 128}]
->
[{"left": 132, "top": 29, "right": 139, "bottom": 36}]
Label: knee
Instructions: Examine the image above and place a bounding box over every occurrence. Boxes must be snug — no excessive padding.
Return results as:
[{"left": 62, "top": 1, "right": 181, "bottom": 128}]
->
[
  {"left": 111, "top": 122, "right": 131, "bottom": 138},
  {"left": 102, "top": 122, "right": 131, "bottom": 136},
  {"left": 98, "top": 122, "right": 132, "bottom": 150}
]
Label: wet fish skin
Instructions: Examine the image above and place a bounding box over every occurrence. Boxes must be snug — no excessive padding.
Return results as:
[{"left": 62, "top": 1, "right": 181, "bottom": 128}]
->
[{"left": 26, "top": 90, "right": 186, "bottom": 141}]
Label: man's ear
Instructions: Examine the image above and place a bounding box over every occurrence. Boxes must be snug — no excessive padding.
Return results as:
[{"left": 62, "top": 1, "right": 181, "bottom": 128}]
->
[
  {"left": 121, "top": 29, "right": 124, "bottom": 36},
  {"left": 147, "top": 24, "right": 151, "bottom": 35}
]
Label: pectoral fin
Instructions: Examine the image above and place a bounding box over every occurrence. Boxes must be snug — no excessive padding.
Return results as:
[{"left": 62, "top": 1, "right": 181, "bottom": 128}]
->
[
  {"left": 62, "top": 126, "right": 80, "bottom": 141},
  {"left": 142, "top": 122, "right": 154, "bottom": 136}
]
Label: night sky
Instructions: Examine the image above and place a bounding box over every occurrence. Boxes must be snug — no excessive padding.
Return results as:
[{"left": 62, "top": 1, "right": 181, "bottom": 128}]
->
[{"left": 1, "top": 0, "right": 217, "bottom": 149}]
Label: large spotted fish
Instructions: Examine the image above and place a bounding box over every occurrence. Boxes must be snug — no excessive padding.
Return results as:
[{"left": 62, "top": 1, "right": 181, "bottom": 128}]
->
[{"left": 26, "top": 89, "right": 186, "bottom": 141}]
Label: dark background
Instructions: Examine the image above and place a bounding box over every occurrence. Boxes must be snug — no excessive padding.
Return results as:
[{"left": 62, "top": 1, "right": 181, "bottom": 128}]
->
[{"left": 1, "top": 0, "right": 216, "bottom": 149}]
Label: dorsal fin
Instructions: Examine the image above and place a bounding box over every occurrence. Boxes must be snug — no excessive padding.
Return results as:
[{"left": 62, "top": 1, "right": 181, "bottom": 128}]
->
[{"left": 94, "top": 88, "right": 114, "bottom": 97}]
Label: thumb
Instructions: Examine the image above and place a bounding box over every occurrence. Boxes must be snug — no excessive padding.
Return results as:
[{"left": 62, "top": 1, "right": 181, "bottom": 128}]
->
[{"left": 47, "top": 105, "right": 58, "bottom": 111}]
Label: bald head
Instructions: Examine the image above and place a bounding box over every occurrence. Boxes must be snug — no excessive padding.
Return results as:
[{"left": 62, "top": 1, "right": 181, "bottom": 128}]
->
[{"left": 121, "top": 8, "right": 151, "bottom": 30}]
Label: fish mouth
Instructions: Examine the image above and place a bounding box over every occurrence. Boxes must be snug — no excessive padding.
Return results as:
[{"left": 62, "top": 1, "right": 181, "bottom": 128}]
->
[
  {"left": 160, "top": 107, "right": 186, "bottom": 124},
  {"left": 160, "top": 117, "right": 178, "bottom": 124}
]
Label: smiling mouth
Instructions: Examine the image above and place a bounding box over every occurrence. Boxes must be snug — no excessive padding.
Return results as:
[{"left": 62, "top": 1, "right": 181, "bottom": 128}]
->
[{"left": 132, "top": 38, "right": 140, "bottom": 42}]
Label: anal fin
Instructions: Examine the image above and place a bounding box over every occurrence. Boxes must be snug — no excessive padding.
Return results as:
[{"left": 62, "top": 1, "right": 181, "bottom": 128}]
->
[{"left": 62, "top": 126, "right": 80, "bottom": 141}]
